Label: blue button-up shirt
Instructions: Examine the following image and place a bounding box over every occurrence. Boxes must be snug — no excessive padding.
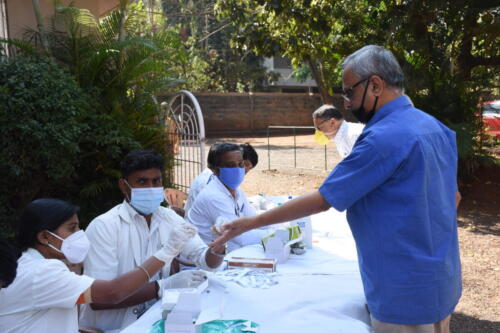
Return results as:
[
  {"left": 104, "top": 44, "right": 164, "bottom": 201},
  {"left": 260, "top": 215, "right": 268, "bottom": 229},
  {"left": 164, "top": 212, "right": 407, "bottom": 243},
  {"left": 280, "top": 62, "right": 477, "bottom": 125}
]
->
[{"left": 319, "top": 95, "right": 461, "bottom": 325}]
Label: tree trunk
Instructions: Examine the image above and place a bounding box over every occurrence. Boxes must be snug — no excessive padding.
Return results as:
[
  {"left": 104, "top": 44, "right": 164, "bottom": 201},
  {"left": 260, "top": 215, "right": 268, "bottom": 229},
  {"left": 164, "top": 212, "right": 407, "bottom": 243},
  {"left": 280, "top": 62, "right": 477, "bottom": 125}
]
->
[
  {"left": 118, "top": 0, "right": 128, "bottom": 42},
  {"left": 31, "top": 0, "right": 50, "bottom": 55},
  {"left": 147, "top": 0, "right": 156, "bottom": 32},
  {"left": 307, "top": 59, "right": 334, "bottom": 105}
]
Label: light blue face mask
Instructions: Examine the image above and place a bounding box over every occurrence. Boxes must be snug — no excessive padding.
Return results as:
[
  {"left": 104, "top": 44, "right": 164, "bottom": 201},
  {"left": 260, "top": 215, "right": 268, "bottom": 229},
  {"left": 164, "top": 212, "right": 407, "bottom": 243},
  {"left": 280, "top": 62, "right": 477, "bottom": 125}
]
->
[
  {"left": 125, "top": 180, "right": 164, "bottom": 215},
  {"left": 218, "top": 167, "right": 245, "bottom": 190}
]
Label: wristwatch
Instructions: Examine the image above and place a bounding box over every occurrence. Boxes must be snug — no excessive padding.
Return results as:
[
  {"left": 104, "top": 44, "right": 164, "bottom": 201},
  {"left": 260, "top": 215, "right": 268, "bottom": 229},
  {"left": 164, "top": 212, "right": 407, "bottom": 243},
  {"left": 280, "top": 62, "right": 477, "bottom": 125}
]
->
[{"left": 209, "top": 244, "right": 227, "bottom": 258}]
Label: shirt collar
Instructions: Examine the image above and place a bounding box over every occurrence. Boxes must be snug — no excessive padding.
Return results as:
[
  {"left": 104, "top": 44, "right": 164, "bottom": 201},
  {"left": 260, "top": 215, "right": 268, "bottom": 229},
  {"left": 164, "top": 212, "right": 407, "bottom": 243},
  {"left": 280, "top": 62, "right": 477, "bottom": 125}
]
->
[
  {"left": 25, "top": 247, "right": 45, "bottom": 260},
  {"left": 366, "top": 95, "right": 412, "bottom": 128},
  {"left": 119, "top": 200, "right": 160, "bottom": 231}
]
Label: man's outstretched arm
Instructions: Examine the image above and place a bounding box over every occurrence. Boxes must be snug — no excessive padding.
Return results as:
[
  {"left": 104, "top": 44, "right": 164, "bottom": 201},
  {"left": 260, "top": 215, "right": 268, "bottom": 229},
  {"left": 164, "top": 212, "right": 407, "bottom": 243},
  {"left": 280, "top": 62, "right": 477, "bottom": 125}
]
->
[{"left": 210, "top": 191, "right": 330, "bottom": 248}]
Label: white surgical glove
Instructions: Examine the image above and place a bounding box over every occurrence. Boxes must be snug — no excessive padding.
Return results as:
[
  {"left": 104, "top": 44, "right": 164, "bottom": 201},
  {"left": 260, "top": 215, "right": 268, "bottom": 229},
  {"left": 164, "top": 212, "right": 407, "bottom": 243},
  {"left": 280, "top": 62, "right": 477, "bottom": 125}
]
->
[
  {"left": 157, "top": 270, "right": 207, "bottom": 297},
  {"left": 154, "top": 221, "right": 198, "bottom": 264}
]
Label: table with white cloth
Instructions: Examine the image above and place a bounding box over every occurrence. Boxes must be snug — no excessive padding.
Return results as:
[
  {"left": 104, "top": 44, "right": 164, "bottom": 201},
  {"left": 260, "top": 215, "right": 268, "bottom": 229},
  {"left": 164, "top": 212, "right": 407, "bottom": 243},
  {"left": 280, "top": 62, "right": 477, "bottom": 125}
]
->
[{"left": 121, "top": 198, "right": 370, "bottom": 333}]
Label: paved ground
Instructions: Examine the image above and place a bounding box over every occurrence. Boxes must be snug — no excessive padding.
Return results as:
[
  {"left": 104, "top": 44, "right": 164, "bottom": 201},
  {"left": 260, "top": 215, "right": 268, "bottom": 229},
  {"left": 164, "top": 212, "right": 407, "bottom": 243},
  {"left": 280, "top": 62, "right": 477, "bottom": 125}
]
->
[{"left": 209, "top": 134, "right": 500, "bottom": 333}]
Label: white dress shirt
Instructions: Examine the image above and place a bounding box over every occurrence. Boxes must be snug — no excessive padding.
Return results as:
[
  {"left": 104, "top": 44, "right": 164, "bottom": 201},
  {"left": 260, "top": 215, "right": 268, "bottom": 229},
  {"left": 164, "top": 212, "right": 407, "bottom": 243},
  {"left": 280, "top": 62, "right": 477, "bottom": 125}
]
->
[
  {"left": 333, "top": 120, "right": 365, "bottom": 157},
  {"left": 0, "top": 248, "right": 94, "bottom": 333},
  {"left": 80, "top": 201, "right": 216, "bottom": 332},
  {"left": 184, "top": 168, "right": 213, "bottom": 213},
  {"left": 186, "top": 175, "right": 270, "bottom": 252}
]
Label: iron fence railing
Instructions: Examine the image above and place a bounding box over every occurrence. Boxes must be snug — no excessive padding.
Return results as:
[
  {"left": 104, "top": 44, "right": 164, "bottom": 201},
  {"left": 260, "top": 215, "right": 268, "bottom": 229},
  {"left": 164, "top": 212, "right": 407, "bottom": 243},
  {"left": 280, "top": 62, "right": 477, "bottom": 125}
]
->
[{"left": 266, "top": 126, "right": 334, "bottom": 171}]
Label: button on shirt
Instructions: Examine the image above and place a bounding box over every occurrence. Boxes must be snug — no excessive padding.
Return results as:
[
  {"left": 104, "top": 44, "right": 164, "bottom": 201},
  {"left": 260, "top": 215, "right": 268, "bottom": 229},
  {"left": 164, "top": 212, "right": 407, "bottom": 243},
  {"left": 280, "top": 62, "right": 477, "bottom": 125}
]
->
[
  {"left": 333, "top": 120, "right": 364, "bottom": 158},
  {"left": 184, "top": 168, "right": 214, "bottom": 213},
  {"left": 319, "top": 96, "right": 461, "bottom": 325},
  {"left": 80, "top": 201, "right": 215, "bottom": 332},
  {"left": 187, "top": 175, "right": 270, "bottom": 252},
  {"left": 0, "top": 248, "right": 94, "bottom": 333}
]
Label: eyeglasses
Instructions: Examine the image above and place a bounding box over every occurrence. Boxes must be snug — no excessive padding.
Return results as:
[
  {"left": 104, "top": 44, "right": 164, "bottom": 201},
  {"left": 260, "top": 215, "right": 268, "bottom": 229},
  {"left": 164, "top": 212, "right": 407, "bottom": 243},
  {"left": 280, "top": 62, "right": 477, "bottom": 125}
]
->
[
  {"left": 314, "top": 118, "right": 330, "bottom": 131},
  {"left": 342, "top": 77, "right": 368, "bottom": 101}
]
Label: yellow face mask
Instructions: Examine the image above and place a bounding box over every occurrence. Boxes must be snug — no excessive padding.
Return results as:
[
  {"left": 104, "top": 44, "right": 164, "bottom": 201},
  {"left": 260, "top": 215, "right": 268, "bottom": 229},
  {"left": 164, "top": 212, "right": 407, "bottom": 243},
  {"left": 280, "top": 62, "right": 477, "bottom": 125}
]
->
[{"left": 314, "top": 129, "right": 330, "bottom": 145}]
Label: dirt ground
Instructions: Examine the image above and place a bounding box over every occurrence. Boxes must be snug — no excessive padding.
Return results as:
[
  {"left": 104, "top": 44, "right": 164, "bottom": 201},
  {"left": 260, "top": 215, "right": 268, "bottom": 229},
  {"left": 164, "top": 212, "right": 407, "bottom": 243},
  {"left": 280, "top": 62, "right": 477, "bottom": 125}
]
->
[{"left": 210, "top": 134, "right": 500, "bottom": 333}]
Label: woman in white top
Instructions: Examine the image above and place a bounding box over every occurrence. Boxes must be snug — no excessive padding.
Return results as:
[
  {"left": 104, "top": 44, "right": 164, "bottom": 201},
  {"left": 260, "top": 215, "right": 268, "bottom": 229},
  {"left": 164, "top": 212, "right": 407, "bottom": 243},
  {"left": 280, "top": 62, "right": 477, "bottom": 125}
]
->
[{"left": 0, "top": 198, "right": 198, "bottom": 333}]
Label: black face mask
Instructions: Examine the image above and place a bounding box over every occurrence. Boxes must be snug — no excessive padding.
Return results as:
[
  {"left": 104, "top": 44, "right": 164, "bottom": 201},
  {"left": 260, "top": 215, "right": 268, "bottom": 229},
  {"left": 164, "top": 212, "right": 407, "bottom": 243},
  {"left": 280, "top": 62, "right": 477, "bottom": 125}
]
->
[{"left": 351, "top": 81, "right": 379, "bottom": 124}]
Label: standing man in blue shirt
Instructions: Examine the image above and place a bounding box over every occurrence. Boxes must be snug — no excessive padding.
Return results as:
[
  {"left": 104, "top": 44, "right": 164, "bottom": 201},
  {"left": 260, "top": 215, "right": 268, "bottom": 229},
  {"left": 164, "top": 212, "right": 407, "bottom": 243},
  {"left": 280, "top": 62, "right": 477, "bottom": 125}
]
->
[{"left": 211, "top": 45, "right": 461, "bottom": 333}]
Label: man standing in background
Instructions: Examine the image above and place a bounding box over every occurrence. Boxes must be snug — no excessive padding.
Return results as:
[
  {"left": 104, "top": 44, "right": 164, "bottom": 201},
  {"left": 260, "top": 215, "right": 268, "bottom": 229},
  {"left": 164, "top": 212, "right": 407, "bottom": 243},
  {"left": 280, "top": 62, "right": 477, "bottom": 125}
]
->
[{"left": 313, "top": 104, "right": 364, "bottom": 158}]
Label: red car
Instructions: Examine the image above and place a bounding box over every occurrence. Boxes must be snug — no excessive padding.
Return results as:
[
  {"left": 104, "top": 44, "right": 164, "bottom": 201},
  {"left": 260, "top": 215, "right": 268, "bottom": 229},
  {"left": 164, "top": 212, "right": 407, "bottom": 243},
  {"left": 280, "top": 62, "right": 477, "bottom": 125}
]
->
[{"left": 482, "top": 100, "right": 500, "bottom": 140}]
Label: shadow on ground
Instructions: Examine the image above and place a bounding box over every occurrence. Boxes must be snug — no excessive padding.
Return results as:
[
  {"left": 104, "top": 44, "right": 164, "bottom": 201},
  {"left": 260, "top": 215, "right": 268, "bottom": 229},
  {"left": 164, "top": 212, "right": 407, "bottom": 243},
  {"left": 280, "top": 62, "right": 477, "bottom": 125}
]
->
[
  {"left": 457, "top": 217, "right": 500, "bottom": 236},
  {"left": 451, "top": 312, "right": 500, "bottom": 332}
]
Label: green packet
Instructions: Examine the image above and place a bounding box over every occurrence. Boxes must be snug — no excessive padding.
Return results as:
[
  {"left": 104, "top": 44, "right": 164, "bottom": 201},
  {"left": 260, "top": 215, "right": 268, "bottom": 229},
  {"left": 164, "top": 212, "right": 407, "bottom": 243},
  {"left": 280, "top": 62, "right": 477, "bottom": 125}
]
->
[
  {"left": 149, "top": 319, "right": 164, "bottom": 333},
  {"left": 200, "top": 319, "right": 259, "bottom": 333},
  {"left": 150, "top": 319, "right": 259, "bottom": 333},
  {"left": 261, "top": 225, "right": 301, "bottom": 250}
]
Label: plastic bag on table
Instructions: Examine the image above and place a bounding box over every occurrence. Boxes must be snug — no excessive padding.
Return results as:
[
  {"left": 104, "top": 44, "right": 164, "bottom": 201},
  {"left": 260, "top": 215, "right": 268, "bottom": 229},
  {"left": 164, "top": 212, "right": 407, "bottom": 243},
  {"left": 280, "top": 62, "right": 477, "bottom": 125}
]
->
[{"left": 200, "top": 319, "right": 259, "bottom": 333}]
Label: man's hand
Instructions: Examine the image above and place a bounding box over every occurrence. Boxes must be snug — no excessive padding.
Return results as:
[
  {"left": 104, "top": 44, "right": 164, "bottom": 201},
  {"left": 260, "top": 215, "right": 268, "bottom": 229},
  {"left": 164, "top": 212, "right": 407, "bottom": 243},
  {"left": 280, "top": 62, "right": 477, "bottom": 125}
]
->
[{"left": 209, "top": 216, "right": 255, "bottom": 248}]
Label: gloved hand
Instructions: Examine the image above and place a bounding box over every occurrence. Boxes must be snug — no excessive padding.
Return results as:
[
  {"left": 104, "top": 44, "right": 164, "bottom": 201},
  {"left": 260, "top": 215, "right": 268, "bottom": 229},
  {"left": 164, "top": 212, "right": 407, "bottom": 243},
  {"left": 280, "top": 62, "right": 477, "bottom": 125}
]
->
[
  {"left": 154, "top": 221, "right": 198, "bottom": 264},
  {"left": 157, "top": 270, "right": 207, "bottom": 297}
]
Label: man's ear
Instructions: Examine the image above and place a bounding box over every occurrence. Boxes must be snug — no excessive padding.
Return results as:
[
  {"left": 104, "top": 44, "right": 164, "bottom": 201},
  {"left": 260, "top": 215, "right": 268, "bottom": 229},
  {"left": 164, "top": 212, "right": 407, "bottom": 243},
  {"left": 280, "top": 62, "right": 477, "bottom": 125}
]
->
[
  {"left": 118, "top": 178, "right": 130, "bottom": 199},
  {"left": 213, "top": 167, "right": 220, "bottom": 176},
  {"left": 371, "top": 75, "right": 384, "bottom": 96}
]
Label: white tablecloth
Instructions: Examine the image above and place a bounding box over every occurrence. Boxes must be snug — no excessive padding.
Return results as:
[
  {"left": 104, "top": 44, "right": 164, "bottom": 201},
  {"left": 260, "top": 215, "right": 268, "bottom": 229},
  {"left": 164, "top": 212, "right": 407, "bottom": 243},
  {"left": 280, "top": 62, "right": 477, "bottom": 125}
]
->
[{"left": 122, "top": 204, "right": 370, "bottom": 333}]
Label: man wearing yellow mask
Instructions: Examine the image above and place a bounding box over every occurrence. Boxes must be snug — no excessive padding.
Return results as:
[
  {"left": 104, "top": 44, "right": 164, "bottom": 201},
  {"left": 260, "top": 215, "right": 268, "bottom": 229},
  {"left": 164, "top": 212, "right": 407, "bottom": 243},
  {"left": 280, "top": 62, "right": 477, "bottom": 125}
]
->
[{"left": 313, "top": 105, "right": 364, "bottom": 158}]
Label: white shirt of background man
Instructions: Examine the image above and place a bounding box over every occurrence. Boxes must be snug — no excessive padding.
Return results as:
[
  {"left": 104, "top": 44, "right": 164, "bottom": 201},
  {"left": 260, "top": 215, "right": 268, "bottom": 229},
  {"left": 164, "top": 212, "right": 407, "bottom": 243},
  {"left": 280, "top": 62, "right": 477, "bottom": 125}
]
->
[
  {"left": 184, "top": 168, "right": 213, "bottom": 213},
  {"left": 80, "top": 201, "right": 216, "bottom": 332},
  {"left": 333, "top": 120, "right": 365, "bottom": 158},
  {"left": 186, "top": 175, "right": 270, "bottom": 253},
  {"left": 0, "top": 248, "right": 94, "bottom": 333}
]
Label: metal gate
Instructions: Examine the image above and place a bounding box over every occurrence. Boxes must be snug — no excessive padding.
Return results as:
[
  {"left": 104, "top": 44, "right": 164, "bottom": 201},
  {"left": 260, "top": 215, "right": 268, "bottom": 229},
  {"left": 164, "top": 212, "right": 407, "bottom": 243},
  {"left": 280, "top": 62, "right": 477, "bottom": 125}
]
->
[{"left": 163, "top": 90, "right": 206, "bottom": 192}]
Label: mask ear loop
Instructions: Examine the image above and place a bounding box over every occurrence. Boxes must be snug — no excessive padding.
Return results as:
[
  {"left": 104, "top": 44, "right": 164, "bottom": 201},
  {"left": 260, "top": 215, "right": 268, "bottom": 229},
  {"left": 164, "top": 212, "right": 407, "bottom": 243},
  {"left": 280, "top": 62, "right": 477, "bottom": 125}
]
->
[
  {"left": 45, "top": 230, "right": 64, "bottom": 254},
  {"left": 123, "top": 179, "right": 132, "bottom": 202}
]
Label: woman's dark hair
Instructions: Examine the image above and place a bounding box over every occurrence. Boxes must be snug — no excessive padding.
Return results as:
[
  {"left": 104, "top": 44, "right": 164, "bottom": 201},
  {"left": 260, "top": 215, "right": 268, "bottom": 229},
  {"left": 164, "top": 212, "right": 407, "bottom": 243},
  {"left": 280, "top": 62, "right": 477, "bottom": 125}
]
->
[
  {"left": 213, "top": 142, "right": 242, "bottom": 167},
  {"left": 17, "top": 199, "right": 80, "bottom": 252},
  {"left": 120, "top": 149, "right": 164, "bottom": 179},
  {"left": 241, "top": 143, "right": 258, "bottom": 168},
  {"left": 0, "top": 237, "right": 19, "bottom": 288}
]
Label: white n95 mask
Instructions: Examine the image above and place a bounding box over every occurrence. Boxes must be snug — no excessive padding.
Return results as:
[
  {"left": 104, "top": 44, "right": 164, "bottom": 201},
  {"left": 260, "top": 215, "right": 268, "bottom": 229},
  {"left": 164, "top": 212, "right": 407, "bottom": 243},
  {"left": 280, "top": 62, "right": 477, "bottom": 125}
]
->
[{"left": 47, "top": 230, "right": 90, "bottom": 264}]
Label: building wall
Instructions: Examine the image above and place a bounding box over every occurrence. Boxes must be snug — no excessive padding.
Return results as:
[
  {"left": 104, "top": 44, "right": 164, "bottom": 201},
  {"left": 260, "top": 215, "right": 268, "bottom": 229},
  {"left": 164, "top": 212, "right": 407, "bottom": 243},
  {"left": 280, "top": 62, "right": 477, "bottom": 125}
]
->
[
  {"left": 5, "top": 0, "right": 118, "bottom": 39},
  {"left": 160, "top": 92, "right": 351, "bottom": 137},
  {"left": 263, "top": 57, "right": 317, "bottom": 88}
]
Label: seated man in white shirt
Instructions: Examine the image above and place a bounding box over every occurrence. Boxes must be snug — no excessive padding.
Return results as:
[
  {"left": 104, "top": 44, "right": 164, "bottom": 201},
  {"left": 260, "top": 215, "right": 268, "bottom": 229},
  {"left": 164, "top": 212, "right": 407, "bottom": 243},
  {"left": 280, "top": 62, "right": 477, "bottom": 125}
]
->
[
  {"left": 312, "top": 104, "right": 364, "bottom": 158},
  {"left": 80, "top": 150, "right": 226, "bottom": 333},
  {"left": 184, "top": 142, "right": 259, "bottom": 214},
  {"left": 186, "top": 143, "right": 269, "bottom": 252}
]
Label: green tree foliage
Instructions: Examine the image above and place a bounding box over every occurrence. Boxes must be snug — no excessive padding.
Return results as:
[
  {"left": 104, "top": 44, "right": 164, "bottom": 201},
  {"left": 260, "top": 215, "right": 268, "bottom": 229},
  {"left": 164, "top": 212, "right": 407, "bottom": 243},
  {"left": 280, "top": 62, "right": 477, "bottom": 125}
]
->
[
  {"left": 378, "top": 0, "right": 500, "bottom": 176},
  {"left": 0, "top": 1, "right": 189, "bottom": 236},
  {"left": 0, "top": 57, "right": 91, "bottom": 235},
  {"left": 163, "top": 0, "right": 279, "bottom": 92},
  {"left": 215, "top": 0, "right": 499, "bottom": 174},
  {"left": 215, "top": 0, "right": 381, "bottom": 102}
]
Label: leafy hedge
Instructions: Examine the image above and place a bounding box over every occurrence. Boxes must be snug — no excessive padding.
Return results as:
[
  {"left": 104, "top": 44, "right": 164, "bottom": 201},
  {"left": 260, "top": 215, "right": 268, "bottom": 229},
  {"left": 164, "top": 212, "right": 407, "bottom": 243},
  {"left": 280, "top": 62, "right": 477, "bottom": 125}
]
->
[{"left": 0, "top": 56, "right": 144, "bottom": 237}]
